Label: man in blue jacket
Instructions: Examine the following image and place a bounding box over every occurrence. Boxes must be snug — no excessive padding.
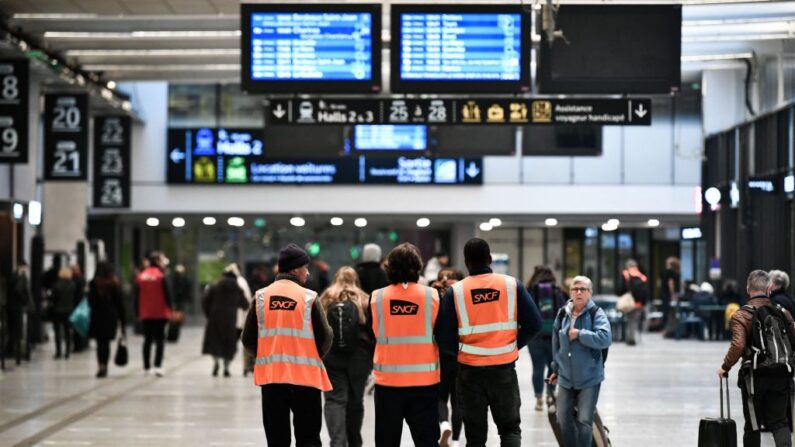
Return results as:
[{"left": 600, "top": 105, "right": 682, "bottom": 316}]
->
[{"left": 549, "top": 275, "right": 612, "bottom": 447}]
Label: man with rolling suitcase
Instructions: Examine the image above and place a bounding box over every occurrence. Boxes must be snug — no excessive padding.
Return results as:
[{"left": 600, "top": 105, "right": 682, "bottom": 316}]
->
[{"left": 717, "top": 270, "right": 795, "bottom": 447}]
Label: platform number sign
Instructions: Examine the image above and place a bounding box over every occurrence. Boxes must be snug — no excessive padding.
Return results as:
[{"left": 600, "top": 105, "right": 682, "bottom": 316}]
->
[
  {"left": 0, "top": 60, "right": 29, "bottom": 163},
  {"left": 44, "top": 94, "right": 88, "bottom": 180},
  {"left": 93, "top": 116, "right": 131, "bottom": 208}
]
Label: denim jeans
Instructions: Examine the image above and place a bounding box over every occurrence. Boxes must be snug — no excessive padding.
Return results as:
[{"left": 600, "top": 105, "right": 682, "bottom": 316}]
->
[
  {"left": 528, "top": 336, "right": 555, "bottom": 397},
  {"left": 556, "top": 384, "right": 600, "bottom": 447}
]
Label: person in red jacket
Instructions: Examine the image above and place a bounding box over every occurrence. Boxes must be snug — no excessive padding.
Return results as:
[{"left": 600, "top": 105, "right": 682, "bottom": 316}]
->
[{"left": 135, "top": 251, "right": 173, "bottom": 377}]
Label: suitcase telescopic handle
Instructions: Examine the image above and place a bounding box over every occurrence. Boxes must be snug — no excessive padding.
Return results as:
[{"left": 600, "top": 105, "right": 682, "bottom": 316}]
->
[{"left": 719, "top": 375, "right": 730, "bottom": 419}]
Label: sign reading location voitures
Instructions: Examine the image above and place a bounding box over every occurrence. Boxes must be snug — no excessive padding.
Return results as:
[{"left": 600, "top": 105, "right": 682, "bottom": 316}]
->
[{"left": 267, "top": 97, "right": 651, "bottom": 126}]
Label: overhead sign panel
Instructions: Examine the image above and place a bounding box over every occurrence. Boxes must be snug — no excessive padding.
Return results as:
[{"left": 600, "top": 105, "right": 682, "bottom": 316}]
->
[
  {"left": 44, "top": 93, "right": 89, "bottom": 180},
  {"left": 268, "top": 98, "right": 652, "bottom": 126},
  {"left": 241, "top": 4, "right": 382, "bottom": 93},
  {"left": 167, "top": 127, "right": 481, "bottom": 185},
  {"left": 93, "top": 116, "right": 131, "bottom": 208},
  {"left": 391, "top": 5, "right": 531, "bottom": 93},
  {"left": 0, "top": 60, "right": 28, "bottom": 164}
]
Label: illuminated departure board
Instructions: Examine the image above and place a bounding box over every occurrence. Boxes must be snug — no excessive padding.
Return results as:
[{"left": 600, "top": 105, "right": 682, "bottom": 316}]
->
[
  {"left": 391, "top": 6, "right": 529, "bottom": 93},
  {"left": 241, "top": 4, "right": 381, "bottom": 93},
  {"left": 401, "top": 13, "right": 521, "bottom": 81},
  {"left": 354, "top": 125, "right": 427, "bottom": 151},
  {"left": 250, "top": 12, "right": 373, "bottom": 81}
]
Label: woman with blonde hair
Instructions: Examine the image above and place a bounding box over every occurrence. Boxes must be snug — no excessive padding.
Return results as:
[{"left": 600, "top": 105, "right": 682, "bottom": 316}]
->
[{"left": 320, "top": 266, "right": 373, "bottom": 447}]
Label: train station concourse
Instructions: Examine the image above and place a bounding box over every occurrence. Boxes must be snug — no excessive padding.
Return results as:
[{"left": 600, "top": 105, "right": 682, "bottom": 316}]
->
[{"left": 1, "top": 0, "right": 795, "bottom": 446}]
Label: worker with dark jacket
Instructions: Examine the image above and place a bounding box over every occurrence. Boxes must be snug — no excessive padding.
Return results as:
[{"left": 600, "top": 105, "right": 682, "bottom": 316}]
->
[
  {"left": 437, "top": 238, "right": 542, "bottom": 447},
  {"left": 241, "top": 243, "right": 333, "bottom": 447},
  {"left": 719, "top": 269, "right": 795, "bottom": 447}
]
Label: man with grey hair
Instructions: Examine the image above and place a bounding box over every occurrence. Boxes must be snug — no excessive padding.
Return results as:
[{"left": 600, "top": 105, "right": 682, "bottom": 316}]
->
[
  {"left": 770, "top": 270, "right": 794, "bottom": 317},
  {"left": 719, "top": 269, "right": 795, "bottom": 447}
]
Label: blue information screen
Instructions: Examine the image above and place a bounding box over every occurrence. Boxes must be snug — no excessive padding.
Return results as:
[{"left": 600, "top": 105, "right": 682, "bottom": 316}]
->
[
  {"left": 250, "top": 12, "right": 373, "bottom": 81},
  {"left": 354, "top": 125, "right": 427, "bottom": 151},
  {"left": 399, "top": 13, "right": 522, "bottom": 81}
]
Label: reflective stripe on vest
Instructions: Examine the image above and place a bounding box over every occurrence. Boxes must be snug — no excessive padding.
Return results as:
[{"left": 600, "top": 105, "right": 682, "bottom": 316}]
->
[
  {"left": 453, "top": 275, "right": 518, "bottom": 355},
  {"left": 375, "top": 287, "right": 434, "bottom": 345},
  {"left": 257, "top": 288, "right": 314, "bottom": 339},
  {"left": 255, "top": 353, "right": 325, "bottom": 369},
  {"left": 373, "top": 362, "right": 439, "bottom": 373}
]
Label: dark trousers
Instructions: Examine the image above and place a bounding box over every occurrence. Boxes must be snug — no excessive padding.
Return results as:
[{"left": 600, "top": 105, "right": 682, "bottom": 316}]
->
[
  {"left": 261, "top": 384, "right": 322, "bottom": 447},
  {"left": 52, "top": 313, "right": 71, "bottom": 357},
  {"left": 374, "top": 384, "right": 440, "bottom": 447},
  {"left": 324, "top": 348, "right": 372, "bottom": 447},
  {"left": 528, "top": 336, "right": 556, "bottom": 397},
  {"left": 740, "top": 372, "right": 792, "bottom": 447},
  {"left": 457, "top": 365, "right": 521, "bottom": 447},
  {"left": 96, "top": 338, "right": 111, "bottom": 366},
  {"left": 142, "top": 319, "right": 167, "bottom": 369},
  {"left": 439, "top": 356, "right": 463, "bottom": 441}
]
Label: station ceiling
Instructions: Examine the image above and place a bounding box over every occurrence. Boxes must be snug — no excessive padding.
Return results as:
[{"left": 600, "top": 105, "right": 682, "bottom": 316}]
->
[{"left": 1, "top": 0, "right": 794, "bottom": 84}]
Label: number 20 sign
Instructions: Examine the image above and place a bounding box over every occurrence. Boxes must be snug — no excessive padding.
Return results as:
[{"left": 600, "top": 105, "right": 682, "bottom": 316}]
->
[
  {"left": 0, "top": 60, "right": 29, "bottom": 164},
  {"left": 44, "top": 93, "right": 88, "bottom": 180}
]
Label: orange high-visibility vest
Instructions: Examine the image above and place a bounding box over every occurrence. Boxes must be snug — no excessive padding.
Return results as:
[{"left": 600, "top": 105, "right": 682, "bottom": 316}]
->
[
  {"left": 452, "top": 273, "right": 519, "bottom": 366},
  {"left": 253, "top": 279, "right": 332, "bottom": 391},
  {"left": 371, "top": 283, "right": 440, "bottom": 387}
]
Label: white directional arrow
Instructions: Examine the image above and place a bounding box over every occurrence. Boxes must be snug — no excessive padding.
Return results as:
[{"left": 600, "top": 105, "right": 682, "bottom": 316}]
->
[
  {"left": 634, "top": 103, "right": 648, "bottom": 118},
  {"left": 170, "top": 148, "right": 185, "bottom": 164},
  {"left": 465, "top": 162, "right": 481, "bottom": 178},
  {"left": 272, "top": 103, "right": 286, "bottom": 119}
]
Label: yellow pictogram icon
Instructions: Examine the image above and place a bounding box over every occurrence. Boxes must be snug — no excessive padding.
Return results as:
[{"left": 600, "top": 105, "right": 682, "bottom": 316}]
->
[
  {"left": 532, "top": 101, "right": 552, "bottom": 123},
  {"left": 509, "top": 102, "right": 528, "bottom": 123},
  {"left": 487, "top": 104, "right": 505, "bottom": 123},
  {"left": 461, "top": 101, "right": 482, "bottom": 123}
]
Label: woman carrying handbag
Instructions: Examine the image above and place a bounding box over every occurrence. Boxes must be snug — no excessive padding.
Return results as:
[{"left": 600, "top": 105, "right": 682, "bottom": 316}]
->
[{"left": 88, "top": 261, "right": 127, "bottom": 378}]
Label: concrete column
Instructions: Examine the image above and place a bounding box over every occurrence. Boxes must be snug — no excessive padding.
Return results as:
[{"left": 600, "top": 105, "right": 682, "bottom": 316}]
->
[{"left": 701, "top": 69, "right": 746, "bottom": 135}]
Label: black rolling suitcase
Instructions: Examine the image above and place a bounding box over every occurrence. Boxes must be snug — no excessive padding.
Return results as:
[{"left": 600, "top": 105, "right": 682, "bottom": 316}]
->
[
  {"left": 698, "top": 376, "right": 737, "bottom": 447},
  {"left": 548, "top": 392, "right": 611, "bottom": 447}
]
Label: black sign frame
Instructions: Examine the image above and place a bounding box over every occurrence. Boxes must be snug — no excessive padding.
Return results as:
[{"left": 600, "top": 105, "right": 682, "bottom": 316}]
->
[
  {"left": 0, "top": 60, "right": 29, "bottom": 164},
  {"left": 44, "top": 93, "right": 89, "bottom": 180},
  {"left": 93, "top": 116, "right": 131, "bottom": 208},
  {"left": 267, "top": 97, "right": 652, "bottom": 126}
]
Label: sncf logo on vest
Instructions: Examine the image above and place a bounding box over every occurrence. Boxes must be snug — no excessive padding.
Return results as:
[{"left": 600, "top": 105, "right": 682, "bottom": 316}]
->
[
  {"left": 390, "top": 299, "right": 419, "bottom": 315},
  {"left": 471, "top": 288, "right": 500, "bottom": 305},
  {"left": 269, "top": 295, "right": 297, "bottom": 311}
]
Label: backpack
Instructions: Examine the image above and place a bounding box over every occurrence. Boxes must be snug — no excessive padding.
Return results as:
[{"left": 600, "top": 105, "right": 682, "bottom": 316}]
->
[
  {"left": 743, "top": 304, "right": 795, "bottom": 373},
  {"left": 327, "top": 299, "right": 360, "bottom": 355},
  {"left": 554, "top": 305, "right": 609, "bottom": 365},
  {"left": 536, "top": 282, "right": 568, "bottom": 336},
  {"left": 628, "top": 275, "right": 649, "bottom": 303}
]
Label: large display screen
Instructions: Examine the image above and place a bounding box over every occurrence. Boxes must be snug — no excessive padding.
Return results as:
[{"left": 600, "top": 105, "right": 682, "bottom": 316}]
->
[
  {"left": 167, "top": 127, "right": 482, "bottom": 185},
  {"left": 537, "top": 5, "right": 681, "bottom": 94},
  {"left": 354, "top": 125, "right": 427, "bottom": 151},
  {"left": 241, "top": 4, "right": 381, "bottom": 93},
  {"left": 391, "top": 5, "right": 530, "bottom": 93}
]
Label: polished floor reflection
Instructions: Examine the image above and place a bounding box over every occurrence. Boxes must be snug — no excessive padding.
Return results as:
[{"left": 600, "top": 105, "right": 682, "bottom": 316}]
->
[{"left": 0, "top": 327, "right": 754, "bottom": 446}]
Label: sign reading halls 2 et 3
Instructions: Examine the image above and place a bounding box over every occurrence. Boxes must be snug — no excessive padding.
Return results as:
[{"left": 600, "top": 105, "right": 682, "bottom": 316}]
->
[
  {"left": 44, "top": 93, "right": 89, "bottom": 180},
  {"left": 267, "top": 97, "right": 652, "bottom": 126}
]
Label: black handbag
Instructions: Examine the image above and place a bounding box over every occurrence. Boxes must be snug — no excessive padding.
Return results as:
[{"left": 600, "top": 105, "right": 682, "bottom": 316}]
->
[{"left": 114, "top": 337, "right": 128, "bottom": 367}]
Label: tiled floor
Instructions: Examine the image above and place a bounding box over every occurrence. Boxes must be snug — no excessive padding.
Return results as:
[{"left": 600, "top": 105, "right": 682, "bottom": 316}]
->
[{"left": 0, "top": 327, "right": 766, "bottom": 446}]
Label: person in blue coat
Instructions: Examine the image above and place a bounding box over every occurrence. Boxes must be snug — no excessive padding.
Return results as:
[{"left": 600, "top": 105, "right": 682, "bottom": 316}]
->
[{"left": 548, "top": 275, "right": 611, "bottom": 447}]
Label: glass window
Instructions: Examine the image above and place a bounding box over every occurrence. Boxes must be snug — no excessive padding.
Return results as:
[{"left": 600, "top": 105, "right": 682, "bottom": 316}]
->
[
  {"left": 583, "top": 230, "right": 598, "bottom": 284},
  {"left": 168, "top": 84, "right": 217, "bottom": 127},
  {"left": 599, "top": 232, "right": 616, "bottom": 294},
  {"left": 219, "top": 84, "right": 264, "bottom": 127}
]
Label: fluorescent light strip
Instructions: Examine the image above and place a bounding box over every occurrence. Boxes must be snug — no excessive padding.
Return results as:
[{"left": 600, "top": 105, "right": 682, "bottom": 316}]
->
[
  {"left": 683, "top": 33, "right": 792, "bottom": 43},
  {"left": 684, "top": 16, "right": 795, "bottom": 27},
  {"left": 681, "top": 52, "right": 754, "bottom": 62},
  {"left": 66, "top": 49, "right": 240, "bottom": 57},
  {"left": 82, "top": 64, "right": 240, "bottom": 71},
  {"left": 44, "top": 31, "right": 241, "bottom": 39},
  {"left": 13, "top": 13, "right": 99, "bottom": 19}
]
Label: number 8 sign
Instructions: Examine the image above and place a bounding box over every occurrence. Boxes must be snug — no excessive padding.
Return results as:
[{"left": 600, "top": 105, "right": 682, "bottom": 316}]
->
[{"left": 0, "top": 60, "right": 28, "bottom": 164}]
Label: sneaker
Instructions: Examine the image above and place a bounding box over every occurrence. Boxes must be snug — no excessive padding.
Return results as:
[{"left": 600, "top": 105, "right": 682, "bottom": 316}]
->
[
  {"left": 535, "top": 396, "right": 543, "bottom": 412},
  {"left": 439, "top": 421, "right": 452, "bottom": 447},
  {"left": 452, "top": 441, "right": 460, "bottom": 447},
  {"left": 154, "top": 367, "right": 165, "bottom": 377}
]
